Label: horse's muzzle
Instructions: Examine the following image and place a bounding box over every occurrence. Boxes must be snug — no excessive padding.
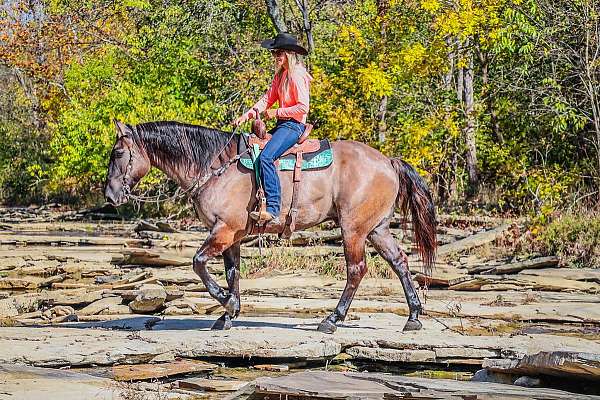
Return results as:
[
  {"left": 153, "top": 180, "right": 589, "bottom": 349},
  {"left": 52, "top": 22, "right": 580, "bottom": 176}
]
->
[{"left": 104, "top": 186, "right": 125, "bottom": 206}]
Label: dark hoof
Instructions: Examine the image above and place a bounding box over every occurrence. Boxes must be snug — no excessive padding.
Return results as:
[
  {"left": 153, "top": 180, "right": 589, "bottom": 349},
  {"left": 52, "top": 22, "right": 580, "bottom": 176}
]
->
[
  {"left": 211, "top": 313, "right": 232, "bottom": 330},
  {"left": 223, "top": 295, "right": 239, "bottom": 317},
  {"left": 403, "top": 319, "right": 422, "bottom": 332},
  {"left": 317, "top": 319, "right": 337, "bottom": 334}
]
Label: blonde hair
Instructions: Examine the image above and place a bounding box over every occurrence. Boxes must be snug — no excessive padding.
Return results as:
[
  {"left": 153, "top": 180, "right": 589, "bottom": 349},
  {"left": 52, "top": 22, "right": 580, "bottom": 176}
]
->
[{"left": 276, "top": 51, "right": 305, "bottom": 92}]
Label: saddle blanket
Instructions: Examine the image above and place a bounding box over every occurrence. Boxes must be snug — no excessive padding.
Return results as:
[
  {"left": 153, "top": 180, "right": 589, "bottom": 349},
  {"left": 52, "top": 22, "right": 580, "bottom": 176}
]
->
[{"left": 238, "top": 133, "right": 333, "bottom": 171}]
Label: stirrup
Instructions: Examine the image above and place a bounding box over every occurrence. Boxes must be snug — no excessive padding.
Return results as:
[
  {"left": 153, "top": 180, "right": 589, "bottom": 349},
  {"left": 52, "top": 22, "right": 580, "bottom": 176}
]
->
[{"left": 250, "top": 210, "right": 277, "bottom": 223}]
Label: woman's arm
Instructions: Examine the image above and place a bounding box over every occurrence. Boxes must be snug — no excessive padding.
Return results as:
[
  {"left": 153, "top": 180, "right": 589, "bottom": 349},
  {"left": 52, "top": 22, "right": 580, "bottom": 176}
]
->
[{"left": 245, "top": 75, "right": 280, "bottom": 119}]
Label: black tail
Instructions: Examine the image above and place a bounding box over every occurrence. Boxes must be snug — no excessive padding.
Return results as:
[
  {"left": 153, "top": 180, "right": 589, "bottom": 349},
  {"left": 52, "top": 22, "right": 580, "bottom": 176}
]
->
[{"left": 390, "top": 158, "right": 437, "bottom": 276}]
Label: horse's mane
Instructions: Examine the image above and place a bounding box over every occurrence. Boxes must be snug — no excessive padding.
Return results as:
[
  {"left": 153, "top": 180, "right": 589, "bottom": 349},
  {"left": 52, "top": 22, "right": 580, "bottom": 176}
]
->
[{"left": 130, "top": 121, "right": 233, "bottom": 174}]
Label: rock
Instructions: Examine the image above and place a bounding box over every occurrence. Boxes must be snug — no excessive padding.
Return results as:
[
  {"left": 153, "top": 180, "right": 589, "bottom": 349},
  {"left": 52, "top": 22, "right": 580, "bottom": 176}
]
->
[
  {"left": 346, "top": 347, "right": 436, "bottom": 363},
  {"left": 253, "top": 364, "right": 290, "bottom": 372},
  {"left": 50, "top": 314, "right": 78, "bottom": 323},
  {"left": 42, "top": 305, "right": 75, "bottom": 320},
  {"left": 134, "top": 220, "right": 160, "bottom": 232},
  {"left": 178, "top": 377, "right": 248, "bottom": 392},
  {"left": 163, "top": 306, "right": 194, "bottom": 316},
  {"left": 98, "top": 304, "right": 131, "bottom": 315},
  {"left": 78, "top": 296, "right": 123, "bottom": 316},
  {"left": 491, "top": 256, "right": 559, "bottom": 274},
  {"left": 253, "top": 371, "right": 592, "bottom": 399},
  {"left": 514, "top": 376, "right": 542, "bottom": 387},
  {"left": 484, "top": 351, "right": 600, "bottom": 381},
  {"left": 156, "top": 221, "right": 178, "bottom": 233},
  {"left": 0, "top": 298, "right": 18, "bottom": 318},
  {"left": 112, "top": 249, "right": 189, "bottom": 267},
  {"left": 112, "top": 359, "right": 217, "bottom": 381},
  {"left": 0, "top": 364, "right": 188, "bottom": 399},
  {"left": 471, "top": 368, "right": 515, "bottom": 384},
  {"left": 129, "top": 284, "right": 167, "bottom": 313}
]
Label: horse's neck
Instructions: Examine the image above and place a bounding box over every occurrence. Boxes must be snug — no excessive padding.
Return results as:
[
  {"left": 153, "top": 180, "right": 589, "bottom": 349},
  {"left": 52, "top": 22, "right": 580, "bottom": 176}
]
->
[
  {"left": 142, "top": 133, "right": 235, "bottom": 191},
  {"left": 150, "top": 156, "right": 202, "bottom": 191}
]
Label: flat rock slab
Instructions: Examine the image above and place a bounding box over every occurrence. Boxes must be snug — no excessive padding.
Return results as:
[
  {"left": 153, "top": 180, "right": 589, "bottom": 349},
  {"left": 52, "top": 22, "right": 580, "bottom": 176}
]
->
[
  {"left": 484, "top": 352, "right": 600, "bottom": 381},
  {"left": 0, "top": 364, "right": 188, "bottom": 400},
  {"left": 113, "top": 359, "right": 217, "bottom": 381},
  {"left": 179, "top": 377, "right": 248, "bottom": 392},
  {"left": 248, "top": 371, "right": 600, "bottom": 399},
  {"left": 0, "top": 314, "right": 599, "bottom": 370}
]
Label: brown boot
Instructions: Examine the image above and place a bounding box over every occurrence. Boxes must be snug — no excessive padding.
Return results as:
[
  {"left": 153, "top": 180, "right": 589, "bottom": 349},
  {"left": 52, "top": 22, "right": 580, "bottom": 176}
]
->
[{"left": 249, "top": 210, "right": 278, "bottom": 223}]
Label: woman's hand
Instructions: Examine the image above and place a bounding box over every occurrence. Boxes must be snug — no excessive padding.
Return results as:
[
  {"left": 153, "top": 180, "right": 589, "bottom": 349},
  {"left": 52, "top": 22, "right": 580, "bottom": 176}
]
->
[
  {"left": 264, "top": 109, "right": 277, "bottom": 120},
  {"left": 233, "top": 114, "right": 249, "bottom": 127}
]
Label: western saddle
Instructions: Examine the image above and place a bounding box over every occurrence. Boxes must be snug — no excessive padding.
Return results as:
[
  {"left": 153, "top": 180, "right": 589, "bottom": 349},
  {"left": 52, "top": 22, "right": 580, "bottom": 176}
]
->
[{"left": 250, "top": 109, "right": 317, "bottom": 238}]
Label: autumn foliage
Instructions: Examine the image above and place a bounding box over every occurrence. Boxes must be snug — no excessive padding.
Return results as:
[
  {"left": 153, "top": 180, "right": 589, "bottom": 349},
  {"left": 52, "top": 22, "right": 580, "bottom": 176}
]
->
[{"left": 0, "top": 0, "right": 599, "bottom": 218}]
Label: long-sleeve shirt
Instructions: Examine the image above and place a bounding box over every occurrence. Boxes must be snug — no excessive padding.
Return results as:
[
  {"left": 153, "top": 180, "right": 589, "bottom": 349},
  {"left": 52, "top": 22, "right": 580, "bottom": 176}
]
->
[{"left": 245, "top": 66, "right": 313, "bottom": 124}]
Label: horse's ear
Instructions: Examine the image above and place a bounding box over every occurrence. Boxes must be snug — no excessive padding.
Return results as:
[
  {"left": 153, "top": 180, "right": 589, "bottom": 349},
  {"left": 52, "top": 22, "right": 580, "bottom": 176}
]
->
[{"left": 114, "top": 119, "right": 128, "bottom": 138}]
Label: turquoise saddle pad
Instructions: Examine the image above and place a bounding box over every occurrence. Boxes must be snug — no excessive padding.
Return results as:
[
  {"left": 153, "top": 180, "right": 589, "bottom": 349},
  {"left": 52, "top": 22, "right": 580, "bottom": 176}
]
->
[{"left": 238, "top": 134, "right": 333, "bottom": 171}]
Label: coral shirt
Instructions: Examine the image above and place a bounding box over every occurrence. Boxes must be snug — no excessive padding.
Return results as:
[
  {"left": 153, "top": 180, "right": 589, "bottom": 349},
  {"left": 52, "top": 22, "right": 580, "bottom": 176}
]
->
[{"left": 246, "top": 67, "right": 313, "bottom": 124}]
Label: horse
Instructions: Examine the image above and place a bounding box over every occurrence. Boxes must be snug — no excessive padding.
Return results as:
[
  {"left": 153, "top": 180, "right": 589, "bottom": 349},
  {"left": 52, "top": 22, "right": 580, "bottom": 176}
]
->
[{"left": 104, "top": 120, "right": 437, "bottom": 333}]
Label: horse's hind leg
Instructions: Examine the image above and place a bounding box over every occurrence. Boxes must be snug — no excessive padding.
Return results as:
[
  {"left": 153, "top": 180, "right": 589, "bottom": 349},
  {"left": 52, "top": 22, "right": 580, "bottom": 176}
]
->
[
  {"left": 211, "top": 242, "right": 241, "bottom": 331},
  {"left": 318, "top": 233, "right": 367, "bottom": 334},
  {"left": 368, "top": 224, "right": 423, "bottom": 331},
  {"left": 192, "top": 221, "right": 239, "bottom": 329}
]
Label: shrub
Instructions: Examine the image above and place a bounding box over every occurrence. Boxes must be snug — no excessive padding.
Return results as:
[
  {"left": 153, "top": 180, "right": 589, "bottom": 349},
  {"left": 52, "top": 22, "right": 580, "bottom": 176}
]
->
[{"left": 533, "top": 213, "right": 600, "bottom": 268}]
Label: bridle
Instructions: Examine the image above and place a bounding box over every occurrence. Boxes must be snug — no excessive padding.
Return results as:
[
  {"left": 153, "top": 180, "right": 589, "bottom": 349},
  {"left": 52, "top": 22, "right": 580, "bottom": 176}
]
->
[{"left": 119, "top": 127, "right": 249, "bottom": 205}]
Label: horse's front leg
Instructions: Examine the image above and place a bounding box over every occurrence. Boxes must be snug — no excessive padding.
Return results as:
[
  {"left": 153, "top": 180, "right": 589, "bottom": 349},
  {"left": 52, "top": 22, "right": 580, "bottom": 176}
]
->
[
  {"left": 211, "top": 242, "right": 241, "bottom": 330},
  {"left": 192, "top": 222, "right": 238, "bottom": 329}
]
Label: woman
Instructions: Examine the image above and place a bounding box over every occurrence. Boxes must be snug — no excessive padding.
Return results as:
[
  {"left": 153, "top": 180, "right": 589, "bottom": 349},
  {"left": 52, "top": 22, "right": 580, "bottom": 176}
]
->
[{"left": 234, "top": 33, "right": 313, "bottom": 223}]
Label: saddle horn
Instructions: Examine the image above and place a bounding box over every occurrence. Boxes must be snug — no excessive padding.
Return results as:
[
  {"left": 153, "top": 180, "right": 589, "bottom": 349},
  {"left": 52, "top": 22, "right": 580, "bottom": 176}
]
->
[{"left": 252, "top": 107, "right": 267, "bottom": 139}]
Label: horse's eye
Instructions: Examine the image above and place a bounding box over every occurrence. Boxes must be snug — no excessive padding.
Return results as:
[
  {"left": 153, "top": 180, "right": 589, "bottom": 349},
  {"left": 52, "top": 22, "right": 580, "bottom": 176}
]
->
[{"left": 114, "top": 150, "right": 125, "bottom": 158}]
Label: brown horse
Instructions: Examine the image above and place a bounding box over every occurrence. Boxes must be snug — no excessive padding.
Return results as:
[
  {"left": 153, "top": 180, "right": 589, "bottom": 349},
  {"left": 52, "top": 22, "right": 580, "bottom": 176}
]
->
[{"left": 105, "top": 120, "right": 436, "bottom": 333}]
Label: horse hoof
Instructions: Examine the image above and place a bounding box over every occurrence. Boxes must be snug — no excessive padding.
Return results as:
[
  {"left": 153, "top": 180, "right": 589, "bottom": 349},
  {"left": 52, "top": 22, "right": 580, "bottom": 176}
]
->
[
  {"left": 211, "top": 313, "right": 232, "bottom": 330},
  {"left": 317, "top": 319, "right": 337, "bottom": 334},
  {"left": 403, "top": 319, "right": 422, "bottom": 332},
  {"left": 223, "top": 296, "right": 239, "bottom": 317}
]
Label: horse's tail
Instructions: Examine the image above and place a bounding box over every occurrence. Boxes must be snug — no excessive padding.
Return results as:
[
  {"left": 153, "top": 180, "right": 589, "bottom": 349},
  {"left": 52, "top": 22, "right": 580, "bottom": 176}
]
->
[{"left": 390, "top": 157, "right": 437, "bottom": 276}]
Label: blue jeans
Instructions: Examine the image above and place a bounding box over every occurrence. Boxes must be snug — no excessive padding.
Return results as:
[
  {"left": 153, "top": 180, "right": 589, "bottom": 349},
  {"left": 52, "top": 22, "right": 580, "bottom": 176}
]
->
[{"left": 257, "top": 119, "right": 304, "bottom": 217}]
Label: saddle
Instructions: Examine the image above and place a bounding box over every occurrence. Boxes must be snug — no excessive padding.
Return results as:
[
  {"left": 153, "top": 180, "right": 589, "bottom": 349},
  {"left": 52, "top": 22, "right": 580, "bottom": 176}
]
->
[{"left": 239, "top": 113, "right": 333, "bottom": 238}]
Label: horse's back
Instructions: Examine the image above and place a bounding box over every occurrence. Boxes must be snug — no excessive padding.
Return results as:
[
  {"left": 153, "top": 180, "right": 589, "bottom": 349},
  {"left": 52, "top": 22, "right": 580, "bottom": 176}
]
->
[{"left": 328, "top": 140, "right": 399, "bottom": 228}]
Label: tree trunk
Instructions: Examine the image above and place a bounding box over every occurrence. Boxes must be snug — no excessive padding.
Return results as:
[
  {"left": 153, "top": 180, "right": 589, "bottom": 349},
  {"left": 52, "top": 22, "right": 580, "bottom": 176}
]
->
[
  {"left": 378, "top": 95, "right": 388, "bottom": 143},
  {"left": 375, "top": 0, "right": 389, "bottom": 144},
  {"left": 294, "top": 0, "right": 313, "bottom": 53},
  {"left": 463, "top": 45, "right": 479, "bottom": 197},
  {"left": 477, "top": 45, "right": 502, "bottom": 143},
  {"left": 265, "top": 0, "right": 287, "bottom": 33}
]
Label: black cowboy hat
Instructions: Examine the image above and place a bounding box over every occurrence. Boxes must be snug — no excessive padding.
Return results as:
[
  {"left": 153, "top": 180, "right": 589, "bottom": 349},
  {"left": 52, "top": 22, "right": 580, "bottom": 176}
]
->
[{"left": 260, "top": 32, "right": 308, "bottom": 56}]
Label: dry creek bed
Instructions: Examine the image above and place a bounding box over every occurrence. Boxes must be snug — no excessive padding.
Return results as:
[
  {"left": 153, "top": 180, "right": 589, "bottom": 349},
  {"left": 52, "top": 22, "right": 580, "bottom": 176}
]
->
[{"left": 0, "top": 206, "right": 599, "bottom": 399}]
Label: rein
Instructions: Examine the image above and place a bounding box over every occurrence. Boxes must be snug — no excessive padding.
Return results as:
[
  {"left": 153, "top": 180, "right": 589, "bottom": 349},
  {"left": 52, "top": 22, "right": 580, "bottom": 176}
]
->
[{"left": 121, "top": 126, "right": 249, "bottom": 204}]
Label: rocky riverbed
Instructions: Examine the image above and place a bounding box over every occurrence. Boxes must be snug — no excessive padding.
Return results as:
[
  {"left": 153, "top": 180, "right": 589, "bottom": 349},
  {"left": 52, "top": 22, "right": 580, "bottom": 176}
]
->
[{"left": 0, "top": 205, "right": 599, "bottom": 399}]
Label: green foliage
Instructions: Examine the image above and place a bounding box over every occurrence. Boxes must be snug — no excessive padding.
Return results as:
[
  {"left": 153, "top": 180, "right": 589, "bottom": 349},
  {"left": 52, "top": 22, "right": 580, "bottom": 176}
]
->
[{"left": 0, "top": 0, "right": 599, "bottom": 217}]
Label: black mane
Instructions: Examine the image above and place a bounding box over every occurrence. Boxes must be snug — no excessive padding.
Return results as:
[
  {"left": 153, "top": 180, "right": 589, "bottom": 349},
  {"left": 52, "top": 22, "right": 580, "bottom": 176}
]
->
[{"left": 130, "top": 121, "right": 234, "bottom": 173}]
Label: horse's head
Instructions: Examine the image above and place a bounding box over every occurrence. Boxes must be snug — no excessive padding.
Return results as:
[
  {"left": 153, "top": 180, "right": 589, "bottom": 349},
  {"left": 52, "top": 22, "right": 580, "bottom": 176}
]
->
[{"left": 104, "top": 120, "right": 151, "bottom": 206}]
